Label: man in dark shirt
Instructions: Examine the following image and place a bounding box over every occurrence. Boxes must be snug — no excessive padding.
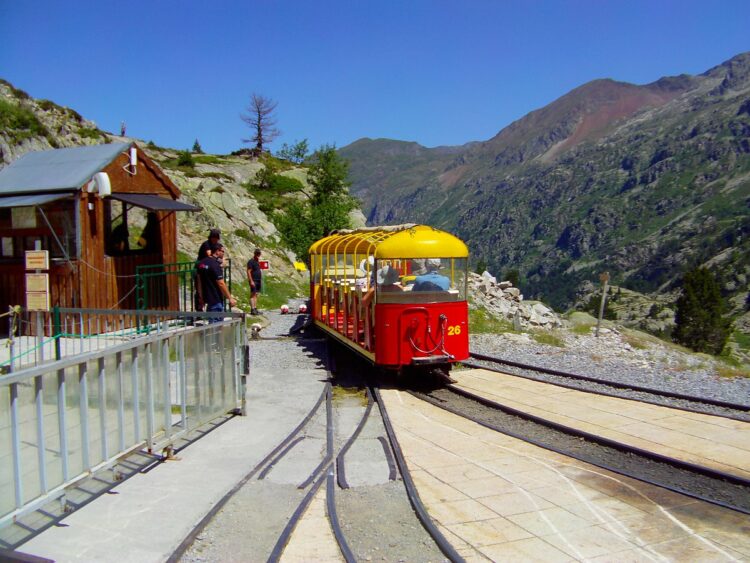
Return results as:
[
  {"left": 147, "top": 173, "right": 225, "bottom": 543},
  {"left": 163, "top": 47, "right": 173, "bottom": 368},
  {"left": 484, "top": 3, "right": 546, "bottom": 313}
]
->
[
  {"left": 194, "top": 228, "right": 221, "bottom": 311},
  {"left": 197, "top": 244, "right": 236, "bottom": 322},
  {"left": 246, "top": 248, "right": 262, "bottom": 315},
  {"left": 198, "top": 228, "right": 221, "bottom": 259}
]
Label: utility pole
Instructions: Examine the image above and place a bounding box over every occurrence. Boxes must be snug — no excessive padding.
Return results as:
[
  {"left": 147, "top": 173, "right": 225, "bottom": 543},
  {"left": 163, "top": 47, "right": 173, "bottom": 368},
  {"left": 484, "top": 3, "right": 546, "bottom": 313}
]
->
[{"left": 595, "top": 271, "right": 610, "bottom": 337}]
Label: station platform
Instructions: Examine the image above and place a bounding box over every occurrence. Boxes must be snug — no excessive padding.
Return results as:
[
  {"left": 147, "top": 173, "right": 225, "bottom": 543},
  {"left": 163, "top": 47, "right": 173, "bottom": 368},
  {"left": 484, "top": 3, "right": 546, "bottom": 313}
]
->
[
  {"left": 380, "top": 387, "right": 750, "bottom": 562},
  {"left": 450, "top": 368, "right": 750, "bottom": 480}
]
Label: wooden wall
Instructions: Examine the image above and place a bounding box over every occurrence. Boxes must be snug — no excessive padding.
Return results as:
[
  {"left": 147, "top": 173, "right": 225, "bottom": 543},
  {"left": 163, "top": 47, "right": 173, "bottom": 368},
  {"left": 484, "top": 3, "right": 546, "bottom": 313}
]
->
[
  {"left": 0, "top": 144, "right": 182, "bottom": 336},
  {"left": 79, "top": 148, "right": 180, "bottom": 311}
]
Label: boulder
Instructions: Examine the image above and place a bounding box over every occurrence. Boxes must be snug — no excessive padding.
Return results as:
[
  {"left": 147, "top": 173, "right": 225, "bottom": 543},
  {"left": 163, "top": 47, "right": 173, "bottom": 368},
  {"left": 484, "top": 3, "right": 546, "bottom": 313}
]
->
[{"left": 481, "top": 271, "right": 497, "bottom": 284}]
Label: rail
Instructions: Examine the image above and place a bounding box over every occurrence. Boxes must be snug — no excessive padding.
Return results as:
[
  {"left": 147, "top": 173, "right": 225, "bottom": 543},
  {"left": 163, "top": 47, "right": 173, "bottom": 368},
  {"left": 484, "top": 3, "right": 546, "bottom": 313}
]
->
[
  {"left": 135, "top": 259, "right": 232, "bottom": 312},
  {"left": 0, "top": 309, "right": 248, "bottom": 528}
]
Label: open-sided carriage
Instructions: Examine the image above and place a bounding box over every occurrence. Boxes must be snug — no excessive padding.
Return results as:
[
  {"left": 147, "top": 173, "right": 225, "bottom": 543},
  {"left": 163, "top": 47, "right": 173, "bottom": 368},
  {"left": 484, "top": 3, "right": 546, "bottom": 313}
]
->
[{"left": 309, "top": 224, "right": 470, "bottom": 375}]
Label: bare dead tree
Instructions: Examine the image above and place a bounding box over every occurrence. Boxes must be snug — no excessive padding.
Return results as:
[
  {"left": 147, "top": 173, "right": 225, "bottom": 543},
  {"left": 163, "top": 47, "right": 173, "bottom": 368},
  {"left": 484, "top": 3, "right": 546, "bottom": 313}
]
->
[{"left": 240, "top": 93, "right": 280, "bottom": 153}]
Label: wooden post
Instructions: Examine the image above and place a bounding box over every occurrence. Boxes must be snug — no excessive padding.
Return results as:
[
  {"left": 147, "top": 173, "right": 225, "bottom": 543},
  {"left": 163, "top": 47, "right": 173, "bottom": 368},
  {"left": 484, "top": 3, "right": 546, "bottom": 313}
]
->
[{"left": 595, "top": 272, "right": 610, "bottom": 338}]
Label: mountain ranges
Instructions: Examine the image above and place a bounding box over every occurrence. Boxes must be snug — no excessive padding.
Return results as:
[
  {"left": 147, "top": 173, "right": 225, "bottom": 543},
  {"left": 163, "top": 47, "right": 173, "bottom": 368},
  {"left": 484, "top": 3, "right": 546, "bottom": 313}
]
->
[{"left": 340, "top": 52, "right": 750, "bottom": 325}]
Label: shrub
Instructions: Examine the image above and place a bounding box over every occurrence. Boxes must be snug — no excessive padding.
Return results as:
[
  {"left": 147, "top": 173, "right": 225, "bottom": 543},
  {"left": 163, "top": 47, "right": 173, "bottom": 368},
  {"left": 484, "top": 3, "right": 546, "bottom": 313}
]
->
[
  {"left": 177, "top": 150, "right": 195, "bottom": 168},
  {"left": 78, "top": 127, "right": 105, "bottom": 140},
  {"left": 66, "top": 108, "right": 84, "bottom": 122},
  {"left": 277, "top": 139, "right": 309, "bottom": 164},
  {"left": 504, "top": 268, "right": 520, "bottom": 287},
  {"left": 269, "top": 174, "right": 304, "bottom": 192},
  {"left": 38, "top": 99, "right": 62, "bottom": 112},
  {"left": 0, "top": 98, "right": 51, "bottom": 144},
  {"left": 673, "top": 267, "right": 732, "bottom": 355}
]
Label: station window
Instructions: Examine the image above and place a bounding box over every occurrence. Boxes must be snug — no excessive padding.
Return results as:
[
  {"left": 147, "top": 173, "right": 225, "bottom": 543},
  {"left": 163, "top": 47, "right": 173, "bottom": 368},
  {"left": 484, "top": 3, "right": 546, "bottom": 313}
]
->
[
  {"left": 105, "top": 200, "right": 162, "bottom": 256},
  {"left": 0, "top": 202, "right": 77, "bottom": 260}
]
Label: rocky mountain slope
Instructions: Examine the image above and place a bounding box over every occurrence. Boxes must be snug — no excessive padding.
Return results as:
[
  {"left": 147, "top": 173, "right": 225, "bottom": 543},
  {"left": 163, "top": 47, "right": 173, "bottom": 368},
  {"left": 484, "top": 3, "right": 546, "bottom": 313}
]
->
[
  {"left": 0, "top": 79, "right": 318, "bottom": 305},
  {"left": 341, "top": 53, "right": 750, "bottom": 333}
]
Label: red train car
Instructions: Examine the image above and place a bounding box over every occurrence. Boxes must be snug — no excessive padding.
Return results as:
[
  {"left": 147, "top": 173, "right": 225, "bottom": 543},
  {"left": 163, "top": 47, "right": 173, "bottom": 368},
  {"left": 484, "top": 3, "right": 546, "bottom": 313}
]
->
[{"left": 309, "top": 224, "right": 470, "bottom": 374}]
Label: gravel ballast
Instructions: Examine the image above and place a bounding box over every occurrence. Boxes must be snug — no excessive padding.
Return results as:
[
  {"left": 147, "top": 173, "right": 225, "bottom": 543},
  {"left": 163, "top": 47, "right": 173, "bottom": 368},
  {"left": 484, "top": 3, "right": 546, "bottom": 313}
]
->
[{"left": 470, "top": 329, "right": 750, "bottom": 407}]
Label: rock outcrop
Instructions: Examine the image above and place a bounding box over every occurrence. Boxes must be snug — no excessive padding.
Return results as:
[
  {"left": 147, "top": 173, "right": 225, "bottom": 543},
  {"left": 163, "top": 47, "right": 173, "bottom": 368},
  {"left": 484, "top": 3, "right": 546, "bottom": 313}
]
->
[{"left": 469, "top": 271, "right": 562, "bottom": 329}]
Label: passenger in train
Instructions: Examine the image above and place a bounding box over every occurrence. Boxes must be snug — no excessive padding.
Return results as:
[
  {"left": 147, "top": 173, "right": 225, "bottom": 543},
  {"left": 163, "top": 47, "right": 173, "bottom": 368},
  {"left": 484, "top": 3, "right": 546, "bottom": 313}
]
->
[
  {"left": 357, "top": 256, "right": 375, "bottom": 289},
  {"left": 413, "top": 258, "right": 450, "bottom": 291},
  {"left": 377, "top": 264, "right": 402, "bottom": 291}
]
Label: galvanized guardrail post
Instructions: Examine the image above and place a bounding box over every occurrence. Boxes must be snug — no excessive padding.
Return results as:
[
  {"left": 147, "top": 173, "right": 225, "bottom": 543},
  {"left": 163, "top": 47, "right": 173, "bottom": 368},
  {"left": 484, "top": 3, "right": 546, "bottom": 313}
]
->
[{"left": 1, "top": 310, "right": 246, "bottom": 527}]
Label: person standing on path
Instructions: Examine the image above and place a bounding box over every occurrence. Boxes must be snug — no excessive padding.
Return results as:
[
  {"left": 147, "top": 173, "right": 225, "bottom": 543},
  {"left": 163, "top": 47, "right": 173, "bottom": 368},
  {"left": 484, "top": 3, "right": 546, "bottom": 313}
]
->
[
  {"left": 197, "top": 244, "right": 236, "bottom": 322},
  {"left": 247, "top": 248, "right": 263, "bottom": 315}
]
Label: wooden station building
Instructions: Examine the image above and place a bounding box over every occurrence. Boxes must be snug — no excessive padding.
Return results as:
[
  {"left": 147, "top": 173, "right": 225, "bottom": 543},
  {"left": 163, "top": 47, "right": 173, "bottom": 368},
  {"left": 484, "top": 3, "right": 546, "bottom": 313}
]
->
[{"left": 0, "top": 142, "right": 199, "bottom": 324}]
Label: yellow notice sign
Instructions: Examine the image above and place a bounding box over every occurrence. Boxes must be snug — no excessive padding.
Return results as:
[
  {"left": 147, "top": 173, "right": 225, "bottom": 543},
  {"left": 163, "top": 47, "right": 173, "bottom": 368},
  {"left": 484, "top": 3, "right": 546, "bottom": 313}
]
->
[
  {"left": 25, "top": 250, "right": 49, "bottom": 270},
  {"left": 26, "top": 273, "right": 49, "bottom": 293},
  {"left": 27, "top": 292, "right": 50, "bottom": 311}
]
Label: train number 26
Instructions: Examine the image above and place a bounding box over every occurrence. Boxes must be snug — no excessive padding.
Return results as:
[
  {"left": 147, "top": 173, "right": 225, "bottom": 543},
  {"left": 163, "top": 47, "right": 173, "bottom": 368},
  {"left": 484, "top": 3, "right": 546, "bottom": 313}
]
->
[{"left": 447, "top": 325, "right": 462, "bottom": 336}]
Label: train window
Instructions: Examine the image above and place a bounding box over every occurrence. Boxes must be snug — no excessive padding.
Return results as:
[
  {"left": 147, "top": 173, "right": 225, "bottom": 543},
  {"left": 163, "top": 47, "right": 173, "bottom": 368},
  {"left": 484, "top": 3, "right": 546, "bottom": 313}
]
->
[{"left": 375, "top": 257, "right": 468, "bottom": 302}]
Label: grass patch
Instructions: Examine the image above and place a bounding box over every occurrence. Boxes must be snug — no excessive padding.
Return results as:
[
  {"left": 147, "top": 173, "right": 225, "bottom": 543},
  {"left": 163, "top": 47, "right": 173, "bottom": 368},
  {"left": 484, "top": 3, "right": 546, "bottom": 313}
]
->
[
  {"left": 716, "top": 364, "right": 750, "bottom": 378},
  {"left": 244, "top": 175, "right": 306, "bottom": 215},
  {"left": 622, "top": 332, "right": 649, "bottom": 350},
  {"left": 732, "top": 331, "right": 750, "bottom": 353},
  {"left": 572, "top": 323, "right": 594, "bottom": 335},
  {"left": 230, "top": 274, "right": 303, "bottom": 313},
  {"left": 201, "top": 171, "right": 234, "bottom": 181},
  {"left": 532, "top": 331, "right": 565, "bottom": 347},
  {"left": 78, "top": 126, "right": 106, "bottom": 140},
  {"left": 235, "top": 229, "right": 252, "bottom": 240},
  {"left": 193, "top": 155, "right": 225, "bottom": 165},
  {"left": 259, "top": 276, "right": 304, "bottom": 309},
  {"left": 176, "top": 250, "right": 193, "bottom": 264},
  {"left": 469, "top": 307, "right": 515, "bottom": 334},
  {"left": 0, "top": 98, "right": 53, "bottom": 145},
  {"left": 0, "top": 79, "right": 31, "bottom": 100}
]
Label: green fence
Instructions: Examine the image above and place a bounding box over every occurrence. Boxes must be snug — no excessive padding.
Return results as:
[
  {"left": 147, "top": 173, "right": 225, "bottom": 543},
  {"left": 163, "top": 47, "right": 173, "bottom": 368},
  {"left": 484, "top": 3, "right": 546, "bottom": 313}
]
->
[{"left": 135, "top": 260, "right": 232, "bottom": 312}]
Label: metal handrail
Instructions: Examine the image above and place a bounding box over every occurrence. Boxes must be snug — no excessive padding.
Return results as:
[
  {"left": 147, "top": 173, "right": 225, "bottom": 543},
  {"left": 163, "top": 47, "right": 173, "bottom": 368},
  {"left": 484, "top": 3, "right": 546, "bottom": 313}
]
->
[
  {"left": 135, "top": 260, "right": 233, "bottom": 312},
  {"left": 0, "top": 310, "right": 247, "bottom": 528}
]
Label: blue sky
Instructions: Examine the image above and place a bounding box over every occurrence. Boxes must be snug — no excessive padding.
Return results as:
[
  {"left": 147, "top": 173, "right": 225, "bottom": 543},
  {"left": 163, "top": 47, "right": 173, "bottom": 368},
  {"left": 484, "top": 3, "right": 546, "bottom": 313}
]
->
[{"left": 1, "top": 1, "right": 748, "bottom": 155}]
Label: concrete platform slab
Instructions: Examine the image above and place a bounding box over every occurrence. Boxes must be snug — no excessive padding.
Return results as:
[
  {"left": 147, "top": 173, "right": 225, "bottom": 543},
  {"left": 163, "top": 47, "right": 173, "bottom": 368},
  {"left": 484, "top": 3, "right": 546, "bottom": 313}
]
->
[{"left": 379, "top": 388, "right": 750, "bottom": 562}]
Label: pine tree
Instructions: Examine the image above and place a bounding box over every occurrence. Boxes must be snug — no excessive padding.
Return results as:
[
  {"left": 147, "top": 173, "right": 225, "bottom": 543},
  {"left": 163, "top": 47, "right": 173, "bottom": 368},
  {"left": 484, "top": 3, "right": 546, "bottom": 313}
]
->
[
  {"left": 192, "top": 139, "right": 203, "bottom": 154},
  {"left": 673, "top": 267, "right": 732, "bottom": 354}
]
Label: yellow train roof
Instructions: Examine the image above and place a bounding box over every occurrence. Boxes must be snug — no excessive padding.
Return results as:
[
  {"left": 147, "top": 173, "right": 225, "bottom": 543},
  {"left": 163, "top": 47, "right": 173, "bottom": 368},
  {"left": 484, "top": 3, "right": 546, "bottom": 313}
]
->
[{"left": 309, "top": 224, "right": 469, "bottom": 259}]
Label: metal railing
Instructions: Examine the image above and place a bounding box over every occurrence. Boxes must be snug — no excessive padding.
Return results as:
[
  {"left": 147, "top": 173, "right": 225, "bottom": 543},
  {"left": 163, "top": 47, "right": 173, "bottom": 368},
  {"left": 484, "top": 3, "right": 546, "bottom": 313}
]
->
[
  {"left": 135, "top": 260, "right": 232, "bottom": 312},
  {"left": 2, "top": 307, "right": 231, "bottom": 372},
  {"left": 0, "top": 309, "right": 247, "bottom": 528}
]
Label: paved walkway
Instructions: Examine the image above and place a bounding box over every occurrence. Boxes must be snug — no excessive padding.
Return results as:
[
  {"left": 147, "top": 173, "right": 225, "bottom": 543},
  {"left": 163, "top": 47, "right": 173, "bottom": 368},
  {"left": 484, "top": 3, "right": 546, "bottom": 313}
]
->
[
  {"left": 20, "top": 363, "right": 330, "bottom": 562},
  {"left": 453, "top": 368, "right": 750, "bottom": 479},
  {"left": 380, "top": 388, "right": 750, "bottom": 562},
  {"left": 13, "top": 361, "right": 750, "bottom": 561}
]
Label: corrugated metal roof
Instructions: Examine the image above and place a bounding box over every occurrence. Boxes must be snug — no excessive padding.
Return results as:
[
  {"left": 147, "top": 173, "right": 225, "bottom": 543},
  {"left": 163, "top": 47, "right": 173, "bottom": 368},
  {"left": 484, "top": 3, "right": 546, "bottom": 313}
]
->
[
  {"left": 0, "top": 143, "right": 131, "bottom": 195},
  {"left": 0, "top": 193, "right": 74, "bottom": 208}
]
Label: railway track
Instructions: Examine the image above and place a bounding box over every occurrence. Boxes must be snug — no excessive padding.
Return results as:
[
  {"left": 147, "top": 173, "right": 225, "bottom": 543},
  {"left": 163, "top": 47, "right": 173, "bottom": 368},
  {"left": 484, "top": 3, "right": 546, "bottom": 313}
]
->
[
  {"left": 171, "top": 343, "right": 462, "bottom": 562},
  {"left": 466, "top": 352, "right": 750, "bottom": 421},
  {"left": 410, "top": 383, "right": 750, "bottom": 515}
]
